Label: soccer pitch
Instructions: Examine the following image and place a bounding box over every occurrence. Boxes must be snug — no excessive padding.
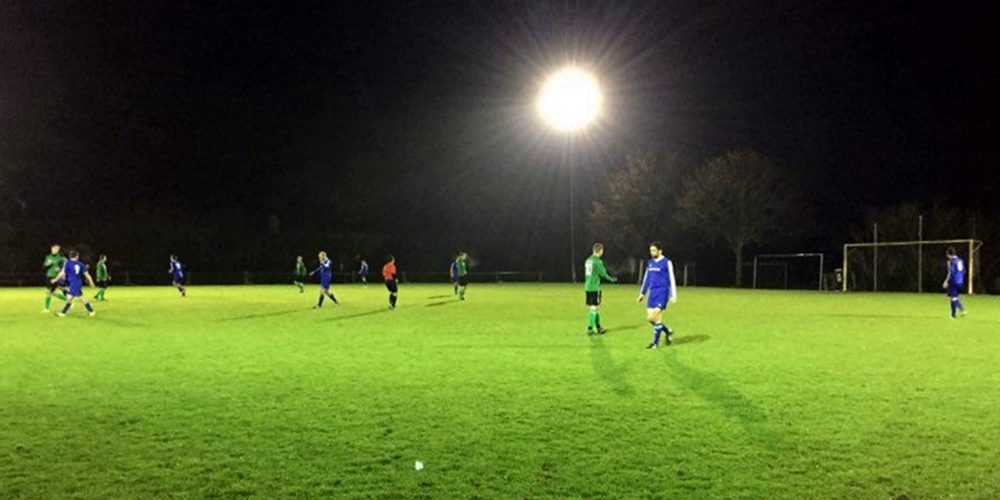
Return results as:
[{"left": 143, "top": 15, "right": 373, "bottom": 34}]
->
[{"left": 1, "top": 284, "right": 998, "bottom": 498}]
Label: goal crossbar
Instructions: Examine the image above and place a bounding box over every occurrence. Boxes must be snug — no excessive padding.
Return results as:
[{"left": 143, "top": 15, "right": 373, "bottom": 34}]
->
[{"left": 842, "top": 238, "right": 983, "bottom": 293}]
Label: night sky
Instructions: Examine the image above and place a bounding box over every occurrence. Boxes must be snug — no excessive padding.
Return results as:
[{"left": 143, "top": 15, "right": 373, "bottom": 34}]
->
[{"left": 2, "top": 1, "right": 998, "bottom": 277}]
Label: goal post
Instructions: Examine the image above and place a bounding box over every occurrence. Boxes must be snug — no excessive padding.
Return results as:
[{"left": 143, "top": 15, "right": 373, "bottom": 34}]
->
[
  {"left": 842, "top": 238, "right": 983, "bottom": 294},
  {"left": 752, "top": 253, "right": 825, "bottom": 291}
]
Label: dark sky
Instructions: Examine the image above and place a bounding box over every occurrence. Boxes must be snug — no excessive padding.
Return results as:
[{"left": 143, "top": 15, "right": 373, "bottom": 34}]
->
[{"left": 2, "top": 0, "right": 998, "bottom": 273}]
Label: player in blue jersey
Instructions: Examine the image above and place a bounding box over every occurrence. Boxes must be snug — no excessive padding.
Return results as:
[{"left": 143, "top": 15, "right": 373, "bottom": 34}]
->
[
  {"left": 637, "top": 242, "right": 677, "bottom": 349},
  {"left": 358, "top": 259, "right": 370, "bottom": 287},
  {"left": 168, "top": 255, "right": 187, "bottom": 297},
  {"left": 942, "top": 247, "right": 967, "bottom": 318},
  {"left": 311, "top": 251, "right": 339, "bottom": 308},
  {"left": 51, "top": 250, "right": 96, "bottom": 317},
  {"left": 450, "top": 257, "right": 460, "bottom": 295}
]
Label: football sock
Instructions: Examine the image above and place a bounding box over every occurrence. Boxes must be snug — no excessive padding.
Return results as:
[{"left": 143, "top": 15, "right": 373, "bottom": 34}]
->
[
  {"left": 595, "top": 312, "right": 602, "bottom": 329},
  {"left": 950, "top": 301, "right": 957, "bottom": 317},
  {"left": 84, "top": 302, "right": 94, "bottom": 313},
  {"left": 956, "top": 299, "right": 965, "bottom": 312},
  {"left": 61, "top": 301, "right": 72, "bottom": 314},
  {"left": 44, "top": 295, "right": 52, "bottom": 310},
  {"left": 296, "top": 282, "right": 304, "bottom": 292},
  {"left": 588, "top": 310, "right": 597, "bottom": 330},
  {"left": 459, "top": 288, "right": 466, "bottom": 300},
  {"left": 326, "top": 292, "right": 338, "bottom": 304},
  {"left": 652, "top": 323, "right": 663, "bottom": 345},
  {"left": 389, "top": 295, "right": 397, "bottom": 307},
  {"left": 318, "top": 294, "right": 325, "bottom": 307}
]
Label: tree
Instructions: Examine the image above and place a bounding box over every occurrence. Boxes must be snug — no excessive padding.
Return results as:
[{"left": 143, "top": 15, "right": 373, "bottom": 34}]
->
[
  {"left": 588, "top": 151, "right": 685, "bottom": 273},
  {"left": 677, "top": 149, "right": 808, "bottom": 287}
]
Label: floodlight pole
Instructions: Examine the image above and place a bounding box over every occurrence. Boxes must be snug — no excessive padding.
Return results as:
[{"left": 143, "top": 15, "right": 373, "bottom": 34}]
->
[{"left": 569, "top": 162, "right": 577, "bottom": 282}]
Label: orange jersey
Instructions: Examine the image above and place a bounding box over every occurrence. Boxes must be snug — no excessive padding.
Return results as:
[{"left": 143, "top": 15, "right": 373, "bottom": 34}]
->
[{"left": 382, "top": 262, "right": 397, "bottom": 281}]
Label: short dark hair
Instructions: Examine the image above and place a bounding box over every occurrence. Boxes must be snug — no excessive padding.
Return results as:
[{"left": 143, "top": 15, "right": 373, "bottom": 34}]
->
[
  {"left": 946, "top": 246, "right": 957, "bottom": 257},
  {"left": 170, "top": 254, "right": 177, "bottom": 260},
  {"left": 99, "top": 254, "right": 106, "bottom": 260},
  {"left": 592, "top": 243, "right": 604, "bottom": 253},
  {"left": 69, "top": 250, "right": 80, "bottom": 259},
  {"left": 649, "top": 241, "right": 663, "bottom": 251}
]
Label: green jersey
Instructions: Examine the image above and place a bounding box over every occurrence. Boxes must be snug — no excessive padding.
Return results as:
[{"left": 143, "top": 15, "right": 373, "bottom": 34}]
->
[
  {"left": 44, "top": 253, "right": 66, "bottom": 278},
  {"left": 584, "top": 255, "right": 614, "bottom": 292},
  {"left": 96, "top": 261, "right": 109, "bottom": 281},
  {"left": 456, "top": 258, "right": 469, "bottom": 277},
  {"left": 295, "top": 261, "right": 307, "bottom": 277}
]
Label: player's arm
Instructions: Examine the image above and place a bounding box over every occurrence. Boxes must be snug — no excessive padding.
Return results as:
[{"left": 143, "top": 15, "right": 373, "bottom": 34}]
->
[
  {"left": 84, "top": 271, "right": 96, "bottom": 288},
  {"left": 667, "top": 261, "right": 678, "bottom": 303},
  {"left": 597, "top": 260, "right": 616, "bottom": 283},
  {"left": 637, "top": 266, "right": 650, "bottom": 302},
  {"left": 942, "top": 263, "right": 951, "bottom": 288},
  {"left": 51, "top": 267, "right": 66, "bottom": 283}
]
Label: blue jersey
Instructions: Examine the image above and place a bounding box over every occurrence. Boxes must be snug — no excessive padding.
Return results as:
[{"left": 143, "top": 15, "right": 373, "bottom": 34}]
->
[
  {"left": 63, "top": 259, "right": 87, "bottom": 287},
  {"left": 450, "top": 262, "right": 459, "bottom": 281},
  {"left": 171, "top": 260, "right": 184, "bottom": 279},
  {"left": 640, "top": 256, "right": 677, "bottom": 298},
  {"left": 359, "top": 262, "right": 370, "bottom": 276},
  {"left": 947, "top": 256, "right": 966, "bottom": 286},
  {"left": 313, "top": 258, "right": 333, "bottom": 280}
]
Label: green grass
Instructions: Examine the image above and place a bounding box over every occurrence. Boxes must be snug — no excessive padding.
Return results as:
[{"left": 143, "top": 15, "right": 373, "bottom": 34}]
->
[{"left": 1, "top": 284, "right": 998, "bottom": 499}]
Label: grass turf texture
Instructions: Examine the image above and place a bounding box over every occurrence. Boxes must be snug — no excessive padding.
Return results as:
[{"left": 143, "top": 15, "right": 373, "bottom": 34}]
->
[{"left": 1, "top": 284, "right": 998, "bottom": 499}]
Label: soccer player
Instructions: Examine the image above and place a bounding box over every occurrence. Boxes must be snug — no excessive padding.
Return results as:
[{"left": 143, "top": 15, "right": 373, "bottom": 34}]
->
[
  {"left": 359, "top": 259, "right": 370, "bottom": 287},
  {"left": 42, "top": 244, "right": 67, "bottom": 313},
  {"left": 383, "top": 255, "right": 398, "bottom": 309},
  {"left": 310, "top": 251, "right": 339, "bottom": 308},
  {"left": 294, "top": 256, "right": 308, "bottom": 293},
  {"left": 455, "top": 252, "right": 470, "bottom": 301},
  {"left": 450, "top": 257, "right": 460, "bottom": 295},
  {"left": 637, "top": 241, "right": 677, "bottom": 349},
  {"left": 52, "top": 250, "right": 96, "bottom": 317},
  {"left": 943, "top": 247, "right": 967, "bottom": 318},
  {"left": 94, "top": 254, "right": 110, "bottom": 301},
  {"left": 169, "top": 255, "right": 187, "bottom": 297},
  {"left": 584, "top": 243, "right": 617, "bottom": 335}
]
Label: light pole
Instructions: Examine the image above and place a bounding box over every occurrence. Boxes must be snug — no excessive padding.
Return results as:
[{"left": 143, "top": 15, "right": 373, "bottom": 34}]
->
[{"left": 536, "top": 66, "right": 602, "bottom": 282}]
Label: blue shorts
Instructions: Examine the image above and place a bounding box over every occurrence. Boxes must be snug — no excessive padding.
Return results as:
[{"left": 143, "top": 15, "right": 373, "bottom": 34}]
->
[
  {"left": 172, "top": 274, "right": 184, "bottom": 283},
  {"left": 68, "top": 282, "right": 83, "bottom": 297},
  {"left": 947, "top": 283, "right": 963, "bottom": 298},
  {"left": 320, "top": 278, "right": 332, "bottom": 289},
  {"left": 646, "top": 288, "right": 669, "bottom": 310}
]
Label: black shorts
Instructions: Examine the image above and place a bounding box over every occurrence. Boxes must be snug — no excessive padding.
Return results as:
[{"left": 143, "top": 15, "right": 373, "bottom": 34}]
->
[
  {"left": 96, "top": 280, "right": 110, "bottom": 289},
  {"left": 457, "top": 275, "right": 469, "bottom": 287},
  {"left": 294, "top": 274, "right": 307, "bottom": 282},
  {"left": 586, "top": 291, "right": 602, "bottom": 306},
  {"left": 385, "top": 280, "right": 398, "bottom": 293},
  {"left": 46, "top": 279, "right": 65, "bottom": 292}
]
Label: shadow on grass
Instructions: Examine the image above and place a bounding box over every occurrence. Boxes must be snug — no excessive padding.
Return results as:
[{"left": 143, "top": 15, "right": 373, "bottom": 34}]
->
[
  {"left": 590, "top": 336, "right": 634, "bottom": 396},
  {"left": 425, "top": 300, "right": 459, "bottom": 308},
  {"left": 325, "top": 308, "right": 393, "bottom": 321},
  {"left": 662, "top": 351, "right": 781, "bottom": 449},
  {"left": 604, "top": 324, "right": 646, "bottom": 334},
  {"left": 95, "top": 316, "right": 149, "bottom": 328},
  {"left": 427, "top": 295, "right": 453, "bottom": 299},
  {"left": 218, "top": 308, "right": 305, "bottom": 322},
  {"left": 671, "top": 334, "right": 711, "bottom": 345}
]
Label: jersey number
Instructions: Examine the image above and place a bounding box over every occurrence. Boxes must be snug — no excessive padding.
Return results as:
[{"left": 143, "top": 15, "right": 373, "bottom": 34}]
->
[{"left": 585, "top": 261, "right": 593, "bottom": 277}]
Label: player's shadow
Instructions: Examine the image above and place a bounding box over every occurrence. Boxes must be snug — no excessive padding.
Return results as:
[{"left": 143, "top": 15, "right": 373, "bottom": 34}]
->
[
  {"left": 661, "top": 353, "right": 781, "bottom": 449},
  {"left": 603, "top": 324, "right": 646, "bottom": 333},
  {"left": 671, "top": 334, "right": 711, "bottom": 345},
  {"left": 425, "top": 300, "right": 459, "bottom": 307},
  {"left": 326, "top": 308, "right": 393, "bottom": 321},
  {"left": 590, "top": 337, "right": 634, "bottom": 396},
  {"left": 427, "top": 295, "right": 452, "bottom": 299},
  {"left": 218, "top": 309, "right": 304, "bottom": 322}
]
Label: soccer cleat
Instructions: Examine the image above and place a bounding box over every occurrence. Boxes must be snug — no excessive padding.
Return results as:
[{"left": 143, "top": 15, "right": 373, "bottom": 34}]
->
[
  {"left": 42, "top": 309, "right": 50, "bottom": 314},
  {"left": 586, "top": 328, "right": 595, "bottom": 336},
  {"left": 597, "top": 327, "right": 608, "bottom": 335},
  {"left": 88, "top": 311, "right": 96, "bottom": 317},
  {"left": 57, "top": 312, "right": 66, "bottom": 317},
  {"left": 646, "top": 342, "right": 658, "bottom": 350},
  {"left": 665, "top": 332, "right": 673, "bottom": 345}
]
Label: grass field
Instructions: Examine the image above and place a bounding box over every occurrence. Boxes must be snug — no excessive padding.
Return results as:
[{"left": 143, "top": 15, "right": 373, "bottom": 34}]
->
[{"left": 1, "top": 283, "right": 998, "bottom": 499}]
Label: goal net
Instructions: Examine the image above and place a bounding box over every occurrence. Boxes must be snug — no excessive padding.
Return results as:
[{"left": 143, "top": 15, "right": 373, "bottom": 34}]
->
[
  {"left": 752, "top": 253, "right": 826, "bottom": 290},
  {"left": 842, "top": 239, "right": 982, "bottom": 293}
]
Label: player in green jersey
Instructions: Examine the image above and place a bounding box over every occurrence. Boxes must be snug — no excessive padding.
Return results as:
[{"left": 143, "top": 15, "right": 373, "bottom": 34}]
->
[
  {"left": 584, "top": 243, "right": 617, "bottom": 335},
  {"left": 455, "top": 252, "right": 470, "bottom": 300},
  {"left": 294, "top": 256, "right": 308, "bottom": 293},
  {"left": 94, "top": 254, "right": 110, "bottom": 301},
  {"left": 42, "top": 244, "right": 68, "bottom": 313}
]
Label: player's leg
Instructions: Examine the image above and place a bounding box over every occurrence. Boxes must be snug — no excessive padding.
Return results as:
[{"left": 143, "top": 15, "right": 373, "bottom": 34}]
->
[
  {"left": 316, "top": 286, "right": 327, "bottom": 307},
  {"left": 594, "top": 291, "right": 606, "bottom": 334},
  {"left": 326, "top": 288, "right": 339, "bottom": 305},
  {"left": 43, "top": 283, "right": 54, "bottom": 313},
  {"left": 646, "top": 308, "right": 662, "bottom": 349},
  {"left": 82, "top": 297, "right": 95, "bottom": 316},
  {"left": 59, "top": 295, "right": 75, "bottom": 316}
]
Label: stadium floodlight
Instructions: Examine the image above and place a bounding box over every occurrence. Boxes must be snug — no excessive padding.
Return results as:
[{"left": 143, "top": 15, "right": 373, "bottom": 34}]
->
[{"left": 536, "top": 67, "right": 602, "bottom": 132}]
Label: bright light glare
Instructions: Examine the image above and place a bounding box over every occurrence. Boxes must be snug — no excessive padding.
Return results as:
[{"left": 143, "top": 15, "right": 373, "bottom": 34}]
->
[{"left": 536, "top": 67, "right": 602, "bottom": 132}]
